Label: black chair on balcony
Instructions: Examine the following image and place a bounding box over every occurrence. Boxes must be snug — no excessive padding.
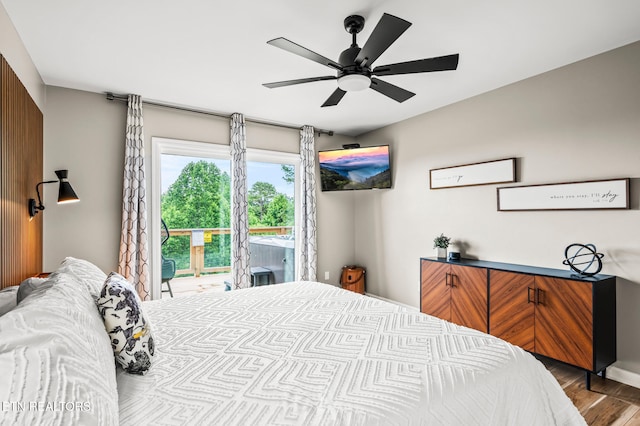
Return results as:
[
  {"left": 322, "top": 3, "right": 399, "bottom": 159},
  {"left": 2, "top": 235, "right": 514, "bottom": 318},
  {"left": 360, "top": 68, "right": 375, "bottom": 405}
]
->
[{"left": 161, "top": 219, "right": 176, "bottom": 298}]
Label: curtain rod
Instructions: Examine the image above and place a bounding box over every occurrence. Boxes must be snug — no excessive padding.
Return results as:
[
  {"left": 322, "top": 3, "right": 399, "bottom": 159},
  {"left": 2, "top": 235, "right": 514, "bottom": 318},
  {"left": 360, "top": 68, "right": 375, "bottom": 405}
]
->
[{"left": 105, "top": 92, "right": 334, "bottom": 137}]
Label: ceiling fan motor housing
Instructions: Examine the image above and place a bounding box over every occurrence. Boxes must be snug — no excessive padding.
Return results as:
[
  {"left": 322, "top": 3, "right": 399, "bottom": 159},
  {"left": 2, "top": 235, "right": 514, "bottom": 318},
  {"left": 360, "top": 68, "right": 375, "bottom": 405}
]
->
[
  {"left": 340, "top": 14, "right": 370, "bottom": 79},
  {"left": 338, "top": 46, "right": 371, "bottom": 78}
]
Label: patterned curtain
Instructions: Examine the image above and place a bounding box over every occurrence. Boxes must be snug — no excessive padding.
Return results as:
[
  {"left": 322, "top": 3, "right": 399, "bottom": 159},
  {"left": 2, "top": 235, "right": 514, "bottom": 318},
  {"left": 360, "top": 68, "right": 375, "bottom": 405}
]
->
[
  {"left": 298, "top": 125, "right": 317, "bottom": 281},
  {"left": 118, "top": 94, "right": 150, "bottom": 300},
  {"left": 230, "top": 113, "right": 251, "bottom": 289}
]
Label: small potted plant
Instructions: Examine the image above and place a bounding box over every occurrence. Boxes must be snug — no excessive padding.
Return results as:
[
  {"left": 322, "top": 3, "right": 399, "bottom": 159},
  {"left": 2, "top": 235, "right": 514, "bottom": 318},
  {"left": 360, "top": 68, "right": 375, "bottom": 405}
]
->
[{"left": 433, "top": 233, "right": 451, "bottom": 259}]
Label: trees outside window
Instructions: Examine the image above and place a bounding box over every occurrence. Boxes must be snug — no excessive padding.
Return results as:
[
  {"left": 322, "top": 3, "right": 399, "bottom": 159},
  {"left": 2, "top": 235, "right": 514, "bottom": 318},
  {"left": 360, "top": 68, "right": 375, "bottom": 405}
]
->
[{"left": 161, "top": 155, "right": 296, "bottom": 272}]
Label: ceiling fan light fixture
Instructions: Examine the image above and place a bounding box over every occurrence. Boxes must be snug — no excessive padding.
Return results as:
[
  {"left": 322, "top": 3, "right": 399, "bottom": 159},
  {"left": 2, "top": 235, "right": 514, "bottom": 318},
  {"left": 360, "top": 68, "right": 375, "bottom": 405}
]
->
[{"left": 337, "top": 74, "right": 370, "bottom": 92}]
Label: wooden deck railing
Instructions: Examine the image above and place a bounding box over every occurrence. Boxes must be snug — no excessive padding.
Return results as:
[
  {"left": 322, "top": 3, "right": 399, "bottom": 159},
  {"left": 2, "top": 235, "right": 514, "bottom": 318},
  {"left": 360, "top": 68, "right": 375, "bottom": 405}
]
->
[{"left": 167, "top": 226, "right": 293, "bottom": 277}]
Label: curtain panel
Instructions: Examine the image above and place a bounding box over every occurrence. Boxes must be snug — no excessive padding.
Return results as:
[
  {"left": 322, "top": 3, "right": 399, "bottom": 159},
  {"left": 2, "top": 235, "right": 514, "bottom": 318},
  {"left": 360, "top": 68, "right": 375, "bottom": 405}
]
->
[
  {"left": 118, "top": 94, "right": 150, "bottom": 300},
  {"left": 298, "top": 125, "right": 317, "bottom": 281},
  {"left": 230, "top": 113, "right": 251, "bottom": 289}
]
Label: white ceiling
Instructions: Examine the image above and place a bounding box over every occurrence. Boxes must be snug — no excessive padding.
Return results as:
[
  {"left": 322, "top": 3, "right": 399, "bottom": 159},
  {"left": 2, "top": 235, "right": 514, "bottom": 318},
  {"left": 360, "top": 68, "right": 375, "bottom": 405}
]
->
[{"left": 3, "top": 0, "right": 640, "bottom": 136}]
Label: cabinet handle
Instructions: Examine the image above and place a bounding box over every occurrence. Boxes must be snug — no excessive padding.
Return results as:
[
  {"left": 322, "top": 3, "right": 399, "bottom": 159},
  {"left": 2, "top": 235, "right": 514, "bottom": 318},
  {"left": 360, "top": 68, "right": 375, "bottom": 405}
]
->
[
  {"left": 527, "top": 287, "right": 534, "bottom": 303},
  {"left": 450, "top": 274, "right": 456, "bottom": 288},
  {"left": 445, "top": 272, "right": 450, "bottom": 286},
  {"left": 536, "top": 289, "right": 544, "bottom": 306}
]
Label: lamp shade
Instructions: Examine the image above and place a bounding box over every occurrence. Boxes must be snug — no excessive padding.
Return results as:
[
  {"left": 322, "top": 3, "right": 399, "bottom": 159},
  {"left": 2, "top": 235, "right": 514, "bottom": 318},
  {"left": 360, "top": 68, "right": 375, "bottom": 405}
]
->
[
  {"left": 55, "top": 169, "right": 79, "bottom": 204},
  {"left": 58, "top": 181, "right": 79, "bottom": 203}
]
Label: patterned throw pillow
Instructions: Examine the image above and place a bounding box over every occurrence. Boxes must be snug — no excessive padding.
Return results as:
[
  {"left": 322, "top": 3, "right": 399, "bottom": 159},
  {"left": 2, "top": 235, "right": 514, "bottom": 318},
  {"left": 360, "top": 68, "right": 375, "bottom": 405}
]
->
[{"left": 97, "top": 272, "right": 155, "bottom": 375}]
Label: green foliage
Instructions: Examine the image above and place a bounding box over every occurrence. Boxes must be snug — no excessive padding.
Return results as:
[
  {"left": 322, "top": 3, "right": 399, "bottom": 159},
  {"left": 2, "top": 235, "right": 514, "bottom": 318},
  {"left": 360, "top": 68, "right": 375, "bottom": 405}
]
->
[
  {"left": 161, "top": 160, "right": 231, "bottom": 229},
  {"left": 281, "top": 165, "right": 295, "bottom": 184},
  {"left": 263, "top": 194, "right": 294, "bottom": 227},
  {"left": 319, "top": 168, "right": 351, "bottom": 191},
  {"left": 319, "top": 167, "right": 391, "bottom": 191},
  {"left": 433, "top": 233, "right": 451, "bottom": 249},
  {"left": 161, "top": 160, "right": 294, "bottom": 271},
  {"left": 248, "top": 209, "right": 261, "bottom": 227},
  {"left": 248, "top": 182, "right": 277, "bottom": 223},
  {"left": 203, "top": 235, "right": 231, "bottom": 268},
  {"left": 161, "top": 161, "right": 231, "bottom": 269}
]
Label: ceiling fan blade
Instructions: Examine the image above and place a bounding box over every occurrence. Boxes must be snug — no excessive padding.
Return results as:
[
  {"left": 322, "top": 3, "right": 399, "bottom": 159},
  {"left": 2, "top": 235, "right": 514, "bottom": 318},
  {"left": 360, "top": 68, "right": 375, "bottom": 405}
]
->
[
  {"left": 263, "top": 76, "right": 337, "bottom": 89},
  {"left": 373, "top": 54, "right": 459, "bottom": 76},
  {"left": 267, "top": 37, "right": 343, "bottom": 71},
  {"left": 355, "top": 13, "right": 411, "bottom": 67},
  {"left": 370, "top": 77, "right": 415, "bottom": 103},
  {"left": 321, "top": 88, "right": 347, "bottom": 107}
]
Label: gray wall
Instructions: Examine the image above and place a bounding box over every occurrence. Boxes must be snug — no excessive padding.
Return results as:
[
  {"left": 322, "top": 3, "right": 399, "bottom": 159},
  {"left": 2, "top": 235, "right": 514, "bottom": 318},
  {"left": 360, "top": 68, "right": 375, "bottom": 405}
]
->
[
  {"left": 43, "top": 87, "right": 356, "bottom": 286},
  {"left": 0, "top": 2, "right": 44, "bottom": 109},
  {"left": 43, "top": 88, "right": 126, "bottom": 273},
  {"left": 354, "top": 41, "right": 640, "bottom": 376}
]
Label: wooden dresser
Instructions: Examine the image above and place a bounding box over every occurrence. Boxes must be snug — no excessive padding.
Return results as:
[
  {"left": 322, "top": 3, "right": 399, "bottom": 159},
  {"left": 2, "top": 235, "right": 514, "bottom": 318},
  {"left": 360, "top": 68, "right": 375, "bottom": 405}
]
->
[{"left": 420, "top": 257, "right": 616, "bottom": 389}]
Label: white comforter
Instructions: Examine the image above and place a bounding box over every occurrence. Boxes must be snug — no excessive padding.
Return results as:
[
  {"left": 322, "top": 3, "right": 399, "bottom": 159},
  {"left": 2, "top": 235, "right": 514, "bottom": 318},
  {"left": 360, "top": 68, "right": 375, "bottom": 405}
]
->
[{"left": 117, "top": 281, "right": 585, "bottom": 425}]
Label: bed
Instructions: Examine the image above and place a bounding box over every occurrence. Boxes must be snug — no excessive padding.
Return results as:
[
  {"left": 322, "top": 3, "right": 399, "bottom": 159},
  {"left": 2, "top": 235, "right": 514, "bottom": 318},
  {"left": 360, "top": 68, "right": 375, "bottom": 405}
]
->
[{"left": 0, "top": 257, "right": 585, "bottom": 425}]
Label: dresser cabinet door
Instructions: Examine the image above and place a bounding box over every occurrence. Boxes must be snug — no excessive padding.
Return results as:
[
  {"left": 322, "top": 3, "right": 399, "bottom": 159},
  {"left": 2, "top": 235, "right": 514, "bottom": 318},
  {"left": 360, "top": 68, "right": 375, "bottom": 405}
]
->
[
  {"left": 490, "top": 270, "right": 535, "bottom": 351},
  {"left": 451, "top": 265, "right": 488, "bottom": 332},
  {"left": 534, "top": 276, "right": 593, "bottom": 370},
  {"left": 420, "top": 260, "right": 451, "bottom": 321}
]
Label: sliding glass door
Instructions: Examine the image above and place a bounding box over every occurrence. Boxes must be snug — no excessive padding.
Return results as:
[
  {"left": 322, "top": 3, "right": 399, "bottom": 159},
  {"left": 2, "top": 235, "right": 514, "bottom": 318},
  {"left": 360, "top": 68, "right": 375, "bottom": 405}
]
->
[
  {"left": 152, "top": 137, "right": 300, "bottom": 299},
  {"left": 160, "top": 154, "right": 231, "bottom": 280},
  {"left": 246, "top": 160, "right": 296, "bottom": 284}
]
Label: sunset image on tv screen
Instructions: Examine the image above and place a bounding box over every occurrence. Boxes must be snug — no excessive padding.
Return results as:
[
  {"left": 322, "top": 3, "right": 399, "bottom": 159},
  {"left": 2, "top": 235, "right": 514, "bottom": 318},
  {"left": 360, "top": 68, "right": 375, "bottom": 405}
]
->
[{"left": 318, "top": 146, "right": 391, "bottom": 191}]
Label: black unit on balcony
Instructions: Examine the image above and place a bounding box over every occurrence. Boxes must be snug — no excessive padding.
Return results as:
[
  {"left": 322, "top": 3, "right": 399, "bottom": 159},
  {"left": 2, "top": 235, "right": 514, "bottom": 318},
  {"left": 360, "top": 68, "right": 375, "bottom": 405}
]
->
[{"left": 249, "top": 236, "right": 295, "bottom": 284}]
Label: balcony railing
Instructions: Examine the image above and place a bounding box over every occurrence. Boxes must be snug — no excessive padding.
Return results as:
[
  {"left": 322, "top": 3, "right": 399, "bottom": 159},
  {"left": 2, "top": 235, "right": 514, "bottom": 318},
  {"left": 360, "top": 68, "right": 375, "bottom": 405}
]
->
[{"left": 165, "top": 226, "right": 293, "bottom": 277}]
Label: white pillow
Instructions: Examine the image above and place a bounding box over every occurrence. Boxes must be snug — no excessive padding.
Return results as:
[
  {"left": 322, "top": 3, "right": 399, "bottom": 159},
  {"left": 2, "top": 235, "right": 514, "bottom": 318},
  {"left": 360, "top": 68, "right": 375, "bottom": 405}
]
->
[
  {"left": 16, "top": 277, "right": 51, "bottom": 304},
  {"left": 0, "top": 286, "right": 18, "bottom": 316},
  {"left": 0, "top": 261, "right": 119, "bottom": 425},
  {"left": 97, "top": 272, "right": 155, "bottom": 375},
  {"left": 60, "top": 256, "right": 108, "bottom": 299}
]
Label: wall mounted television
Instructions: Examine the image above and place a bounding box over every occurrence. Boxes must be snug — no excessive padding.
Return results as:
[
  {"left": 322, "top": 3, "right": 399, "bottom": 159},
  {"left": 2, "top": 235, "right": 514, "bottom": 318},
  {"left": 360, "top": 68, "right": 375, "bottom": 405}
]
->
[{"left": 318, "top": 145, "right": 392, "bottom": 191}]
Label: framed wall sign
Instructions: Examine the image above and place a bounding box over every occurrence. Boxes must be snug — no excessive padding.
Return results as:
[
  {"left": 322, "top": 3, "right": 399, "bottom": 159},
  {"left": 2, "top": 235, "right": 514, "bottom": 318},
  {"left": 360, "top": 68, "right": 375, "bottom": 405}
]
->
[
  {"left": 430, "top": 158, "right": 516, "bottom": 189},
  {"left": 497, "top": 178, "right": 630, "bottom": 211}
]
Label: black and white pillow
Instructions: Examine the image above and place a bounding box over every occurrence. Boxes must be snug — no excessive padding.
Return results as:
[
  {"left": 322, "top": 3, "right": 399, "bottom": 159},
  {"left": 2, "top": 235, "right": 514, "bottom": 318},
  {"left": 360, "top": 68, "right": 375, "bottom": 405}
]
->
[{"left": 96, "top": 272, "right": 155, "bottom": 375}]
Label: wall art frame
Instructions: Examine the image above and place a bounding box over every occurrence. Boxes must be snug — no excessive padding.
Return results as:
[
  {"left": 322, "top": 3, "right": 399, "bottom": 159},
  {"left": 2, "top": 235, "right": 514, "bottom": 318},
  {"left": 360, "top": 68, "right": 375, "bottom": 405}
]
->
[
  {"left": 430, "top": 157, "right": 516, "bottom": 189},
  {"left": 497, "top": 178, "right": 630, "bottom": 211}
]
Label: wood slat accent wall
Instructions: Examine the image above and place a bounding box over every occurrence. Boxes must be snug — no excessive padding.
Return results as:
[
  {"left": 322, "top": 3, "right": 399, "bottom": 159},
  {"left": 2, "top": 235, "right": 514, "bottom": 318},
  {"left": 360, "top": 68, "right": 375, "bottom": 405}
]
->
[{"left": 0, "top": 54, "right": 43, "bottom": 288}]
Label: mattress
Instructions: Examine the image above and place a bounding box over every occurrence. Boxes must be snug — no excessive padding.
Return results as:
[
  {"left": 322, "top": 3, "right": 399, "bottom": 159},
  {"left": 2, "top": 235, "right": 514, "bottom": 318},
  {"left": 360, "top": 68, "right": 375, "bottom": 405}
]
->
[{"left": 116, "top": 281, "right": 585, "bottom": 425}]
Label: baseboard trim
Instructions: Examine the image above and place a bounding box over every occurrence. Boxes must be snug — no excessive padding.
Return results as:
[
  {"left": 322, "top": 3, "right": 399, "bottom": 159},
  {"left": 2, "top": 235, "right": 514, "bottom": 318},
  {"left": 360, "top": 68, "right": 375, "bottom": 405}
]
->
[
  {"left": 607, "top": 365, "right": 640, "bottom": 389},
  {"left": 365, "top": 292, "right": 419, "bottom": 312}
]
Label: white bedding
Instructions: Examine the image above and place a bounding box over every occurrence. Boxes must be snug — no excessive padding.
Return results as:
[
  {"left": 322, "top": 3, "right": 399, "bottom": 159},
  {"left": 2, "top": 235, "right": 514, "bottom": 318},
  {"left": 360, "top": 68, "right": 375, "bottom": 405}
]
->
[
  {"left": 0, "top": 258, "right": 119, "bottom": 425},
  {"left": 117, "top": 281, "right": 585, "bottom": 425}
]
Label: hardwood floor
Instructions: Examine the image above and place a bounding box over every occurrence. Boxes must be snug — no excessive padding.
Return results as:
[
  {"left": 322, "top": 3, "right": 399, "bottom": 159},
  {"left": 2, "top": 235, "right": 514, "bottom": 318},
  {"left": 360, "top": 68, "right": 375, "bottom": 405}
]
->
[{"left": 542, "top": 358, "right": 640, "bottom": 425}]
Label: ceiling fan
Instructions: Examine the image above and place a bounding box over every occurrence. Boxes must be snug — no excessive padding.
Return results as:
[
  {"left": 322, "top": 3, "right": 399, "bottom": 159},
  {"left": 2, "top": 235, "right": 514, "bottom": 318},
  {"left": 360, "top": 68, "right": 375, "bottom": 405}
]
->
[{"left": 263, "top": 13, "right": 459, "bottom": 107}]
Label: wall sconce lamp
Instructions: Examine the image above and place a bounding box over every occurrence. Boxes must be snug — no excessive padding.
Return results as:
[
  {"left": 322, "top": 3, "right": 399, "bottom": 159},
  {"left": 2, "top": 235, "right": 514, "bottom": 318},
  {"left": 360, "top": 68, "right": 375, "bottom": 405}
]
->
[{"left": 28, "top": 170, "right": 80, "bottom": 218}]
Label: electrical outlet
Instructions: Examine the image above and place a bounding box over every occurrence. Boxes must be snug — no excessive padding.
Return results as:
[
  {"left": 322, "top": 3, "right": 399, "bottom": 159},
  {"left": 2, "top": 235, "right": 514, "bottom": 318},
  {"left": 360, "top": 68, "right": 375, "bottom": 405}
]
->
[{"left": 324, "top": 271, "right": 330, "bottom": 280}]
